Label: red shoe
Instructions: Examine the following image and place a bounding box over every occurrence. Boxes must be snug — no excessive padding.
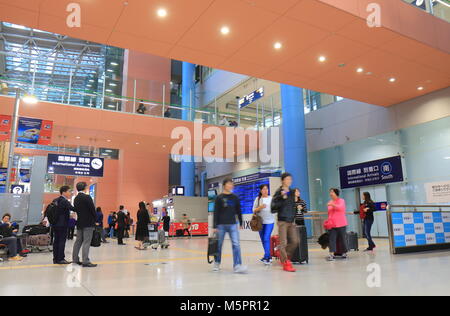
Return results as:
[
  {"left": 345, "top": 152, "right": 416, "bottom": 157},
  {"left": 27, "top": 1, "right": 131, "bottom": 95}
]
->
[
  {"left": 283, "top": 260, "right": 296, "bottom": 272},
  {"left": 21, "top": 249, "right": 31, "bottom": 254}
]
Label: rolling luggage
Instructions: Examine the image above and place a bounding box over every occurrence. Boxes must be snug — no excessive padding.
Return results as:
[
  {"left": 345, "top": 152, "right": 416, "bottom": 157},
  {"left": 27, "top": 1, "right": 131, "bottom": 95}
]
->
[
  {"left": 270, "top": 235, "right": 281, "bottom": 260},
  {"left": 291, "top": 225, "right": 309, "bottom": 264},
  {"left": 347, "top": 231, "right": 359, "bottom": 252}
]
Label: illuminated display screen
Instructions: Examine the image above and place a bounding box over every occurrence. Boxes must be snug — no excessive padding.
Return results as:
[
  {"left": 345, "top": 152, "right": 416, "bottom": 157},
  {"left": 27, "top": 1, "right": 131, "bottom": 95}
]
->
[{"left": 233, "top": 178, "right": 270, "bottom": 215}]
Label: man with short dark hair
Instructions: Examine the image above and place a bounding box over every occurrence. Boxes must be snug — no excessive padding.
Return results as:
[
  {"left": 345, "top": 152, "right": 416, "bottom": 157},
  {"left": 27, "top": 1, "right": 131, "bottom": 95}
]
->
[
  {"left": 116, "top": 205, "right": 127, "bottom": 245},
  {"left": 213, "top": 178, "right": 247, "bottom": 274},
  {"left": 0, "top": 214, "right": 25, "bottom": 261},
  {"left": 52, "top": 186, "right": 74, "bottom": 265},
  {"left": 271, "top": 173, "right": 299, "bottom": 273},
  {"left": 72, "top": 182, "right": 97, "bottom": 268}
]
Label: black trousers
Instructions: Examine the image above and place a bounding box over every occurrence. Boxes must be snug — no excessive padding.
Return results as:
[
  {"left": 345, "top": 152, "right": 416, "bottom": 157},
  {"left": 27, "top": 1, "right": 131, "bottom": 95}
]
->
[
  {"left": 67, "top": 227, "right": 75, "bottom": 240},
  {"left": 53, "top": 227, "right": 68, "bottom": 263},
  {"left": 117, "top": 227, "right": 125, "bottom": 244}
]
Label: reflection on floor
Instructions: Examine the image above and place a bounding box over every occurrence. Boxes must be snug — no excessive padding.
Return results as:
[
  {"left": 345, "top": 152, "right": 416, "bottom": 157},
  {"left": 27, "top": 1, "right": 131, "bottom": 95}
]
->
[{"left": 0, "top": 237, "right": 449, "bottom": 296}]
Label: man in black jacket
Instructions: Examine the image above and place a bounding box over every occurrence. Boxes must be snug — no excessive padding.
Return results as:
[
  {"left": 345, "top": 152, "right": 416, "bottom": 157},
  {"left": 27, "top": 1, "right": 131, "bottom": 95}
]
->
[
  {"left": 72, "top": 182, "right": 97, "bottom": 268},
  {"left": 52, "top": 186, "right": 74, "bottom": 265},
  {"left": 271, "top": 173, "right": 299, "bottom": 272},
  {"left": 116, "top": 206, "right": 127, "bottom": 245}
]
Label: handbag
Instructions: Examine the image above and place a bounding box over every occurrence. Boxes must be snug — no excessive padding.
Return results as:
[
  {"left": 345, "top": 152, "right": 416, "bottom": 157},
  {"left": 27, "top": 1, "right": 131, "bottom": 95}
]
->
[
  {"left": 207, "top": 234, "right": 219, "bottom": 264},
  {"left": 250, "top": 214, "right": 263, "bottom": 232},
  {"left": 323, "top": 219, "right": 335, "bottom": 230},
  {"left": 359, "top": 204, "right": 367, "bottom": 220}
]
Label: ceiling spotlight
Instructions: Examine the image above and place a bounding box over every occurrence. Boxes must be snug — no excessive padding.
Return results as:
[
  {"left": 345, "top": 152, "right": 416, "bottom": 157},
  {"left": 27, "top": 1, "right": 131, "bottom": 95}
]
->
[
  {"left": 417, "top": 86, "right": 424, "bottom": 91},
  {"left": 274, "top": 42, "right": 282, "bottom": 50},
  {"left": 356, "top": 68, "right": 364, "bottom": 73},
  {"left": 221, "top": 26, "right": 230, "bottom": 35},
  {"left": 76, "top": 136, "right": 81, "bottom": 139},
  {"left": 389, "top": 77, "right": 396, "bottom": 83},
  {"left": 136, "top": 142, "right": 140, "bottom": 145},
  {"left": 110, "top": 62, "right": 119, "bottom": 66},
  {"left": 157, "top": 8, "right": 168, "bottom": 18},
  {"left": 22, "top": 94, "right": 38, "bottom": 104},
  {"left": 318, "top": 56, "right": 327, "bottom": 63}
]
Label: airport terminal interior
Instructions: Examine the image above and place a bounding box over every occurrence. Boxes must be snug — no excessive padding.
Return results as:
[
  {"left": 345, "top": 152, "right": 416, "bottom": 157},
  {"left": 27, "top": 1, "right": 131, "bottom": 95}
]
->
[{"left": 0, "top": 0, "right": 449, "bottom": 297}]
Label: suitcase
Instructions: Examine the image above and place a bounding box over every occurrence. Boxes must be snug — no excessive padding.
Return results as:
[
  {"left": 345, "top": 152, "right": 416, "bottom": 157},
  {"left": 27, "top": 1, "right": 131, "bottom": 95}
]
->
[
  {"left": 176, "top": 229, "right": 184, "bottom": 237},
  {"left": 270, "top": 235, "right": 281, "bottom": 260},
  {"left": 347, "top": 231, "right": 359, "bottom": 252},
  {"left": 291, "top": 225, "right": 309, "bottom": 264}
]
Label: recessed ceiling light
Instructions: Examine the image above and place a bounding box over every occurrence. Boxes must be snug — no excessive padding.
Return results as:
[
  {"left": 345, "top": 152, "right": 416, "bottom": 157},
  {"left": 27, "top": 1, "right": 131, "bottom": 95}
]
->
[
  {"left": 107, "top": 139, "right": 111, "bottom": 142},
  {"left": 389, "top": 77, "right": 396, "bottom": 83},
  {"left": 136, "top": 142, "right": 140, "bottom": 145},
  {"left": 110, "top": 62, "right": 119, "bottom": 66},
  {"left": 76, "top": 136, "right": 81, "bottom": 139},
  {"left": 220, "top": 26, "right": 230, "bottom": 35},
  {"left": 157, "top": 8, "right": 168, "bottom": 18},
  {"left": 274, "top": 42, "right": 282, "bottom": 50},
  {"left": 417, "top": 86, "right": 424, "bottom": 91},
  {"left": 357, "top": 68, "right": 364, "bottom": 73},
  {"left": 318, "top": 56, "right": 327, "bottom": 63}
]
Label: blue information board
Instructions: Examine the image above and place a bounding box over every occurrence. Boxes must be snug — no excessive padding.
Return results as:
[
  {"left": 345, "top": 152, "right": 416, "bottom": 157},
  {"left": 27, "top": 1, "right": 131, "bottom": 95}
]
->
[
  {"left": 47, "top": 154, "right": 104, "bottom": 177},
  {"left": 233, "top": 178, "right": 270, "bottom": 215},
  {"left": 391, "top": 212, "right": 450, "bottom": 248},
  {"left": 339, "top": 156, "right": 404, "bottom": 189},
  {"left": 239, "top": 88, "right": 264, "bottom": 109}
]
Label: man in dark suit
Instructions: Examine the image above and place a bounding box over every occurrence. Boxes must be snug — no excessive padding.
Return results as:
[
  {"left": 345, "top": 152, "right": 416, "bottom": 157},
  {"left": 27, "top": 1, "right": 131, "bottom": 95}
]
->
[
  {"left": 52, "top": 186, "right": 74, "bottom": 265},
  {"left": 116, "top": 206, "right": 127, "bottom": 245},
  {"left": 72, "top": 182, "right": 97, "bottom": 268}
]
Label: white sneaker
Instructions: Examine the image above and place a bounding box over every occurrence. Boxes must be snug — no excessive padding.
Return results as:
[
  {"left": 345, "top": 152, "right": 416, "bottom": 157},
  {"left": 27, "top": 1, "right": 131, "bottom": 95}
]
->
[
  {"left": 234, "top": 265, "right": 248, "bottom": 274},
  {"left": 212, "top": 263, "right": 221, "bottom": 272}
]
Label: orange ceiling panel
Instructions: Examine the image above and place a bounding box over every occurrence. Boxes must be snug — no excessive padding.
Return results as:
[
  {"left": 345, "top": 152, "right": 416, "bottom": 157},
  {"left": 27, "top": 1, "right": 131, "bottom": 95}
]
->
[
  {"left": 174, "top": 0, "right": 279, "bottom": 57},
  {"left": 114, "top": 0, "right": 215, "bottom": 45},
  {"left": 0, "top": 0, "right": 448, "bottom": 107},
  {"left": 278, "top": 35, "right": 372, "bottom": 79},
  {"left": 40, "top": 0, "right": 126, "bottom": 30},
  {"left": 286, "top": 0, "right": 358, "bottom": 32},
  {"left": 230, "top": 17, "right": 330, "bottom": 68}
]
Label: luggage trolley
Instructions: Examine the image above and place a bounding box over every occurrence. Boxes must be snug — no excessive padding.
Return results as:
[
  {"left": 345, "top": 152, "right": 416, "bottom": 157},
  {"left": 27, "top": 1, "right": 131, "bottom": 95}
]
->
[{"left": 146, "top": 222, "right": 169, "bottom": 250}]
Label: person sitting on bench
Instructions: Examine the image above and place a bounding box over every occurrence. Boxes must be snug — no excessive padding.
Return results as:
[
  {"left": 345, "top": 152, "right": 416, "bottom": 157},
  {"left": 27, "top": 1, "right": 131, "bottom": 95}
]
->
[
  {"left": 1, "top": 214, "right": 28, "bottom": 257},
  {"left": 0, "top": 214, "right": 24, "bottom": 261}
]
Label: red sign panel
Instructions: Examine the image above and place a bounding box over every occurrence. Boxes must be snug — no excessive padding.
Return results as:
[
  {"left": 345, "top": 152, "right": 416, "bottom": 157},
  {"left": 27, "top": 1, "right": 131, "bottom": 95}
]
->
[{"left": 0, "top": 115, "right": 12, "bottom": 141}]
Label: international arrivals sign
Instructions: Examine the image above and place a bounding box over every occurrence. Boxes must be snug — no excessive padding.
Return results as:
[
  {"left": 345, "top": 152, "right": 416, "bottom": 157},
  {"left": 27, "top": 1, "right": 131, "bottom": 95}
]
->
[
  {"left": 339, "top": 156, "right": 404, "bottom": 189},
  {"left": 47, "top": 154, "right": 104, "bottom": 177}
]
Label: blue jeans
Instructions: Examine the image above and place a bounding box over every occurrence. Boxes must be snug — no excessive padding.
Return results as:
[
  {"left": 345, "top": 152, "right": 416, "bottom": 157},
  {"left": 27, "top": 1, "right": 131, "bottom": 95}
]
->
[
  {"left": 215, "top": 224, "right": 242, "bottom": 267},
  {"left": 259, "top": 223, "right": 274, "bottom": 260},
  {"left": 364, "top": 218, "right": 376, "bottom": 249}
]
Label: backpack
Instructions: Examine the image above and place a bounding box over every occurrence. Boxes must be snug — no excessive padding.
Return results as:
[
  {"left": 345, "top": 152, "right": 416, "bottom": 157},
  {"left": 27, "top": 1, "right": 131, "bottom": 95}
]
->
[{"left": 45, "top": 199, "right": 59, "bottom": 226}]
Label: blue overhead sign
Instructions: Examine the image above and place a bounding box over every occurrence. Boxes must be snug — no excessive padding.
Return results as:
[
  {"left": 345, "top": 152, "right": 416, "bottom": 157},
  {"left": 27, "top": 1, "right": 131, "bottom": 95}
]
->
[
  {"left": 47, "top": 154, "right": 104, "bottom": 177},
  {"left": 339, "top": 156, "right": 404, "bottom": 189},
  {"left": 239, "top": 87, "right": 264, "bottom": 109}
]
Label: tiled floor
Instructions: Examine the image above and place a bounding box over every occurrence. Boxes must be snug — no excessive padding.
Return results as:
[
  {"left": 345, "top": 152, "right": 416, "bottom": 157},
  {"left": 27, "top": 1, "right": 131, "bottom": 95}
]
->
[{"left": 0, "top": 237, "right": 449, "bottom": 296}]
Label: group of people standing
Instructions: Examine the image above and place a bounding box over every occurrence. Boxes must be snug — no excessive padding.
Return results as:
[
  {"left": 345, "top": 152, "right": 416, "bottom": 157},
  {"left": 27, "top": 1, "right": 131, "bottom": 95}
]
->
[{"left": 213, "top": 172, "right": 377, "bottom": 273}]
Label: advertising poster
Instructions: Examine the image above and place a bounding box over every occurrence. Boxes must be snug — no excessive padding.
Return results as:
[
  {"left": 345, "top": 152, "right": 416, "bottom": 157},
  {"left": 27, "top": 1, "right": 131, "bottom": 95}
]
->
[
  {"left": 425, "top": 181, "right": 450, "bottom": 204},
  {"left": 17, "top": 117, "right": 53, "bottom": 145},
  {"left": 0, "top": 115, "right": 12, "bottom": 141},
  {"left": 19, "top": 169, "right": 31, "bottom": 183},
  {"left": 0, "top": 168, "right": 7, "bottom": 182}
]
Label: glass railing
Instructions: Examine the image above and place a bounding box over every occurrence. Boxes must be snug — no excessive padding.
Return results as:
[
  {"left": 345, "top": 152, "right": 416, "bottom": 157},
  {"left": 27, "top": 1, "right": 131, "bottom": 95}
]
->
[
  {"left": 0, "top": 75, "right": 284, "bottom": 129},
  {"left": 402, "top": 0, "right": 450, "bottom": 23}
]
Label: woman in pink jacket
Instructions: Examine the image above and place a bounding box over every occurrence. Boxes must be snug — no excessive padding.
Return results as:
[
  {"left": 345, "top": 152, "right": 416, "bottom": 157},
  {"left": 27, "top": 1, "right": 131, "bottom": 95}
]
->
[{"left": 327, "top": 188, "right": 349, "bottom": 261}]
